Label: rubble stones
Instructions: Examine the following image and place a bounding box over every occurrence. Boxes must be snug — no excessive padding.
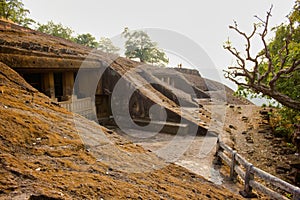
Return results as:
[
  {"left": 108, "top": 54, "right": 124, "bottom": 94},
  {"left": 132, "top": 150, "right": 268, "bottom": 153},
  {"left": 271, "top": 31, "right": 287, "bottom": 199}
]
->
[
  {"left": 245, "top": 135, "right": 254, "bottom": 143},
  {"left": 241, "top": 116, "right": 248, "bottom": 122},
  {"left": 276, "top": 165, "right": 291, "bottom": 174},
  {"left": 242, "top": 131, "right": 247, "bottom": 135},
  {"left": 229, "top": 125, "right": 237, "bottom": 130}
]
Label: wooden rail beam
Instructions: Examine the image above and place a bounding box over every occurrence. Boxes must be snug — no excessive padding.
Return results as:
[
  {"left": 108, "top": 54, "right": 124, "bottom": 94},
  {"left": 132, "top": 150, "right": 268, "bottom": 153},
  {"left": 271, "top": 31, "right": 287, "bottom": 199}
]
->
[{"left": 250, "top": 180, "right": 289, "bottom": 200}]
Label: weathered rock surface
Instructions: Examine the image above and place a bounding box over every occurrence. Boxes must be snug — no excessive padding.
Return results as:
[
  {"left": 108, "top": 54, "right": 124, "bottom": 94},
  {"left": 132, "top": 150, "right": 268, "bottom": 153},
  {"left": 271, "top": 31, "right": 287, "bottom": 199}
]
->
[{"left": 0, "top": 62, "right": 242, "bottom": 199}]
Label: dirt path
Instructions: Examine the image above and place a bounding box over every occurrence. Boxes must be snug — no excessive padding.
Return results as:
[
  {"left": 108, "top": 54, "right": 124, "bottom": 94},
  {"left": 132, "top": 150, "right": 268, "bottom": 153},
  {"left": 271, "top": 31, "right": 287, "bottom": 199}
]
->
[{"left": 222, "top": 104, "right": 299, "bottom": 189}]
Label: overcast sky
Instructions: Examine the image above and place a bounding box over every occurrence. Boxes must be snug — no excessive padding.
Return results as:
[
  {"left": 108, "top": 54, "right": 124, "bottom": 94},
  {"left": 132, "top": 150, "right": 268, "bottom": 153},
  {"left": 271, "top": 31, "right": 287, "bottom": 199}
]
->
[{"left": 23, "top": 0, "right": 294, "bottom": 92}]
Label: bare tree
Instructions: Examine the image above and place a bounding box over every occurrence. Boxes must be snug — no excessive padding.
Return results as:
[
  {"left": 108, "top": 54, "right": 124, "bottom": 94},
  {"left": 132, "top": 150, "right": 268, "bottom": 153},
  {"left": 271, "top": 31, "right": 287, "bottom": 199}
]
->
[{"left": 224, "top": 6, "right": 300, "bottom": 110}]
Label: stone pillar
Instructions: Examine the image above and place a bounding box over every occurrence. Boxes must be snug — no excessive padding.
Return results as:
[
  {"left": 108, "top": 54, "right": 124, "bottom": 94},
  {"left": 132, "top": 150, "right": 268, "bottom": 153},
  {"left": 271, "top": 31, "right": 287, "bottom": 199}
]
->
[
  {"left": 167, "top": 77, "right": 170, "bottom": 85},
  {"left": 42, "top": 72, "right": 55, "bottom": 100},
  {"left": 96, "top": 78, "right": 103, "bottom": 95},
  {"left": 62, "top": 71, "right": 74, "bottom": 101},
  {"left": 171, "top": 78, "right": 175, "bottom": 87}
]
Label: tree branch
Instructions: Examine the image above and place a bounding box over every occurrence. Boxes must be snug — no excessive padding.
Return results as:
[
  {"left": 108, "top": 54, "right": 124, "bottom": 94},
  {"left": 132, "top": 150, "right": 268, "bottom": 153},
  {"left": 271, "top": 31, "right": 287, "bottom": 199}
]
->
[{"left": 224, "top": 5, "right": 300, "bottom": 111}]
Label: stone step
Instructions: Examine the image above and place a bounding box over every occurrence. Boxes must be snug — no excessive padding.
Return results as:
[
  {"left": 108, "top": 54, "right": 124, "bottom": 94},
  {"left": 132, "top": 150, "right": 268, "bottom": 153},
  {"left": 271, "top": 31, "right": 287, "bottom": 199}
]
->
[{"left": 133, "top": 119, "right": 189, "bottom": 135}]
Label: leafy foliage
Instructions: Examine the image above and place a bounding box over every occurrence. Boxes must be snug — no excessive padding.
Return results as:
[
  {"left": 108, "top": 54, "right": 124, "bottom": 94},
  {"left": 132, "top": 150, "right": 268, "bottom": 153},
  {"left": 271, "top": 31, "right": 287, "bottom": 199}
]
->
[
  {"left": 36, "top": 21, "right": 74, "bottom": 40},
  {"left": 74, "top": 33, "right": 98, "bottom": 48},
  {"left": 98, "top": 37, "right": 120, "bottom": 54},
  {"left": 122, "top": 27, "right": 168, "bottom": 65},
  {"left": 271, "top": 107, "right": 300, "bottom": 141},
  {"left": 260, "top": 2, "right": 300, "bottom": 103},
  {"left": 0, "top": 0, "right": 35, "bottom": 27}
]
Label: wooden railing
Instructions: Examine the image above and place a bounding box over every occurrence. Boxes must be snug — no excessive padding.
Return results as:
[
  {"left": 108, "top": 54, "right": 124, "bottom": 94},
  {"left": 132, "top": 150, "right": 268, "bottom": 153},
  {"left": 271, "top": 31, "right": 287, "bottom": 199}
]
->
[
  {"left": 215, "top": 139, "right": 300, "bottom": 200},
  {"left": 59, "top": 97, "right": 96, "bottom": 120}
]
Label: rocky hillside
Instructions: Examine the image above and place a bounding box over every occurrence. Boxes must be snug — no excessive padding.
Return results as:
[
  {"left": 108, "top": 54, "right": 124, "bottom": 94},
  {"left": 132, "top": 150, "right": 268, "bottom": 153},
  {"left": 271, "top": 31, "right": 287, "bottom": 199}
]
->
[
  {"left": 0, "top": 19, "right": 212, "bottom": 131},
  {"left": 0, "top": 62, "right": 241, "bottom": 199}
]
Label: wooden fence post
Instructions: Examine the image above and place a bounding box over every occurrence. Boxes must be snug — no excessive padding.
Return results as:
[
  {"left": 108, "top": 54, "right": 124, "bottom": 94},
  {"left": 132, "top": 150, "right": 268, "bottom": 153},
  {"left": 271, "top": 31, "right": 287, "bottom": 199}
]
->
[
  {"left": 240, "top": 164, "right": 257, "bottom": 198},
  {"left": 230, "top": 151, "right": 237, "bottom": 181}
]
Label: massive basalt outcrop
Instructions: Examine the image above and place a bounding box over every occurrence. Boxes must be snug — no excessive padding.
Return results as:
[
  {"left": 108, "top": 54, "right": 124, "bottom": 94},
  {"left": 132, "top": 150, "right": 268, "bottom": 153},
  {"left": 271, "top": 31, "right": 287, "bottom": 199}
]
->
[
  {"left": 0, "top": 19, "right": 249, "bottom": 199},
  {"left": 0, "top": 20, "right": 251, "bottom": 135},
  {"left": 0, "top": 20, "right": 212, "bottom": 135},
  {"left": 0, "top": 61, "right": 243, "bottom": 199}
]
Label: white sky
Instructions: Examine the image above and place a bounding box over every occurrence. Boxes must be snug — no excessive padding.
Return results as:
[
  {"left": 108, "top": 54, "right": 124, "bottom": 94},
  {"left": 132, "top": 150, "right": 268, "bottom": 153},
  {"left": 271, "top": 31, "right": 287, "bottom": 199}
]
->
[{"left": 23, "top": 0, "right": 294, "bottom": 92}]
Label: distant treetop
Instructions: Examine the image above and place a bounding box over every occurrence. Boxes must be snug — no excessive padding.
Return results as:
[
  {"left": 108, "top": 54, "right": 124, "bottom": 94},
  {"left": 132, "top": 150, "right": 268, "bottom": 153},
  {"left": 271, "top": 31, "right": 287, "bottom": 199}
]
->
[
  {"left": 98, "top": 37, "right": 120, "bottom": 54},
  {"left": 36, "top": 21, "right": 74, "bottom": 41},
  {"left": 122, "top": 27, "right": 169, "bottom": 66},
  {"left": 74, "top": 33, "right": 99, "bottom": 48}
]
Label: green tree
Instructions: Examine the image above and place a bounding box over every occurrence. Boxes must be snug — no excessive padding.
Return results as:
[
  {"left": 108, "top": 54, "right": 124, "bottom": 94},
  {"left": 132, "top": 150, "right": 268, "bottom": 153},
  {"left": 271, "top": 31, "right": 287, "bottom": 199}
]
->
[
  {"left": 37, "top": 21, "right": 74, "bottom": 40},
  {"left": 122, "top": 27, "right": 169, "bottom": 65},
  {"left": 266, "top": 3, "right": 300, "bottom": 106},
  {"left": 0, "top": 0, "right": 35, "bottom": 27},
  {"left": 98, "top": 37, "right": 120, "bottom": 54},
  {"left": 74, "top": 33, "right": 99, "bottom": 48}
]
